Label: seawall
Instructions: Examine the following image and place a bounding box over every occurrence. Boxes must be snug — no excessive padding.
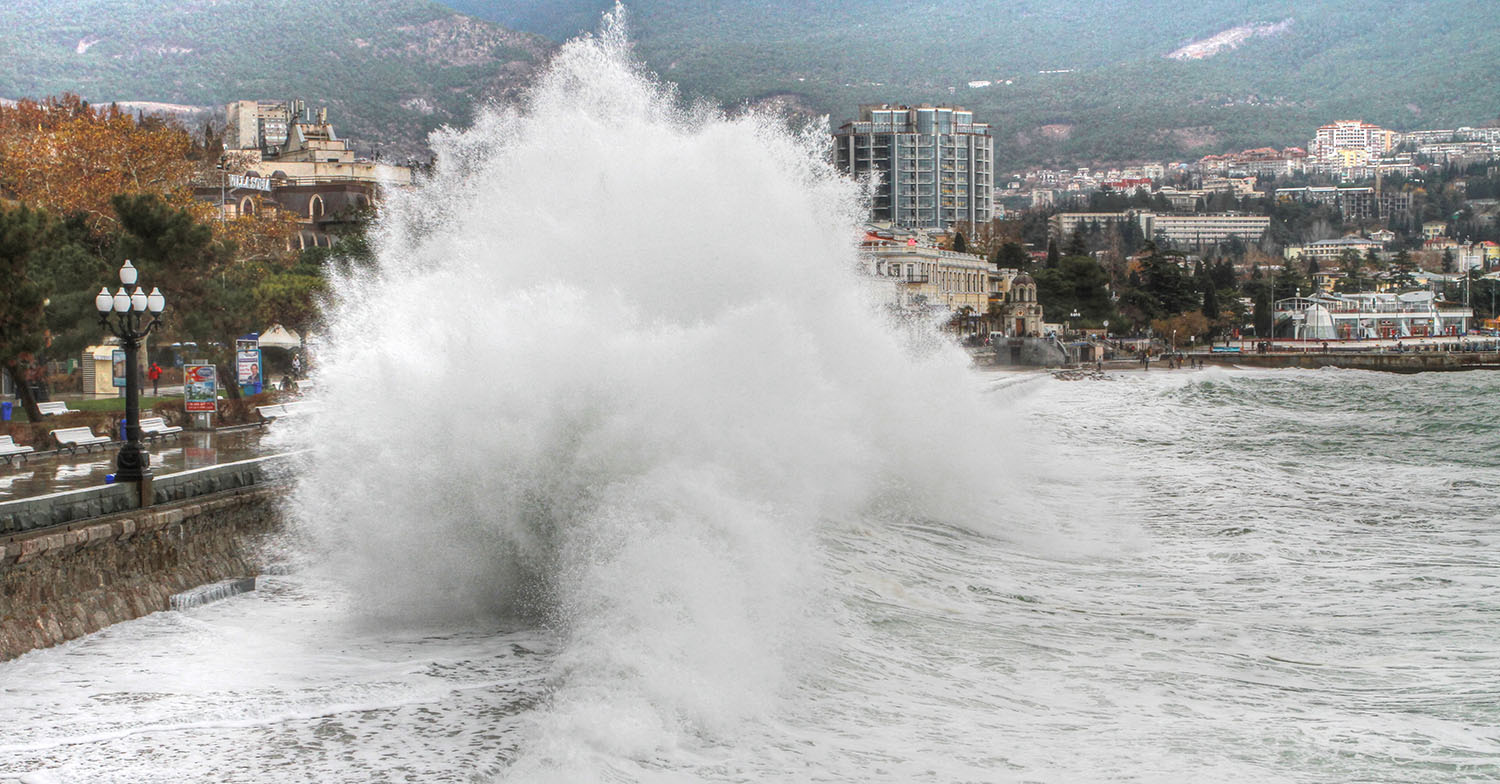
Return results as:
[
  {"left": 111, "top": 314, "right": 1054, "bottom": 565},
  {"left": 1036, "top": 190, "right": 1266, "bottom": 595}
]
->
[
  {"left": 1205, "top": 351, "right": 1500, "bottom": 373},
  {"left": 0, "top": 457, "right": 292, "bottom": 661}
]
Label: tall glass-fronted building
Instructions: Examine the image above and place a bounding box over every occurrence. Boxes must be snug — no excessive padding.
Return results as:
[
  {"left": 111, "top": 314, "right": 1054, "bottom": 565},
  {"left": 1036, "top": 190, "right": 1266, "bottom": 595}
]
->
[{"left": 833, "top": 104, "right": 994, "bottom": 229}]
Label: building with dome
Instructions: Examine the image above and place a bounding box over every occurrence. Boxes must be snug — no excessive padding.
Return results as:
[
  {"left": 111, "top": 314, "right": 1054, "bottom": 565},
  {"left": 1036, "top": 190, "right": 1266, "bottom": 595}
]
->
[{"left": 1002, "top": 272, "right": 1044, "bottom": 337}]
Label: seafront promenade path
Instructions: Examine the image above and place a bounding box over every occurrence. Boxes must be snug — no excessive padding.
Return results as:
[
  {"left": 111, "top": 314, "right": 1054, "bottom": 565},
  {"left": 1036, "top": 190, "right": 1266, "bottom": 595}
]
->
[{"left": 0, "top": 428, "right": 273, "bottom": 501}]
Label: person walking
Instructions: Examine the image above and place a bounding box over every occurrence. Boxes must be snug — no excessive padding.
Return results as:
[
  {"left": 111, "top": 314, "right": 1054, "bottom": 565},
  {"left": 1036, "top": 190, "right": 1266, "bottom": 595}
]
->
[{"left": 148, "top": 362, "right": 163, "bottom": 396}]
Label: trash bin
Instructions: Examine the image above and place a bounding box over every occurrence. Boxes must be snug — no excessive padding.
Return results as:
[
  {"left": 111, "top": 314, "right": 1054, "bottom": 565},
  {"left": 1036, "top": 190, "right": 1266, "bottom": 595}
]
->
[{"left": 1, "top": 401, "right": 10, "bottom": 421}]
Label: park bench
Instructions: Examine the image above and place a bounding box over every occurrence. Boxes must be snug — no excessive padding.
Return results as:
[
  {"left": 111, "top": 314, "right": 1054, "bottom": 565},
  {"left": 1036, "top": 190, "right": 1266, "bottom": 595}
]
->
[
  {"left": 37, "top": 401, "right": 77, "bottom": 416},
  {"left": 51, "top": 426, "right": 112, "bottom": 454},
  {"left": 139, "top": 416, "right": 183, "bottom": 440},
  {"left": 0, "top": 435, "right": 35, "bottom": 465},
  {"left": 257, "top": 401, "right": 319, "bottom": 423}
]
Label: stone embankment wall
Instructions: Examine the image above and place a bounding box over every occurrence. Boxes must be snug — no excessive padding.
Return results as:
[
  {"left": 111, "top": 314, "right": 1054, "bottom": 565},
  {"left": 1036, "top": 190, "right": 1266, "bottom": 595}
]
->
[
  {"left": 1207, "top": 351, "right": 1500, "bottom": 373},
  {"left": 0, "top": 486, "right": 282, "bottom": 661}
]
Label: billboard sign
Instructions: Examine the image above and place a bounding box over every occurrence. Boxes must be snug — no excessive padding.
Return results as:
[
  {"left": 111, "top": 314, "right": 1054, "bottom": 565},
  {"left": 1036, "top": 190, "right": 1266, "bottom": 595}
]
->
[
  {"left": 227, "top": 174, "right": 272, "bottom": 191},
  {"left": 184, "top": 364, "right": 217, "bottom": 412},
  {"left": 237, "top": 348, "right": 261, "bottom": 387},
  {"left": 111, "top": 349, "right": 127, "bottom": 388}
]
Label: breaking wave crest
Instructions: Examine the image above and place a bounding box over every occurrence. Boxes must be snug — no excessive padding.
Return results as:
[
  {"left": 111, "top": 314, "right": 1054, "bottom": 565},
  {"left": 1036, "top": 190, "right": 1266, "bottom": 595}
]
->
[{"left": 289, "top": 9, "right": 1032, "bottom": 778}]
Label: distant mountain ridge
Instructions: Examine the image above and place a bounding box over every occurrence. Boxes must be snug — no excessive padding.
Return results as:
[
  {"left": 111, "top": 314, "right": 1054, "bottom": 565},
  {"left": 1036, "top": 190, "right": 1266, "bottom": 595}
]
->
[
  {"left": 3, "top": 0, "right": 1496, "bottom": 167},
  {"left": 0, "top": 0, "right": 554, "bottom": 159},
  {"left": 443, "top": 0, "right": 1500, "bottom": 166}
]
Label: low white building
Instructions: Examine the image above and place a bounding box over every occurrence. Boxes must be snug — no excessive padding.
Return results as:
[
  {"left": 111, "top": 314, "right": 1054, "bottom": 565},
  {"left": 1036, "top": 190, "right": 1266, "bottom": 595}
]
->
[{"left": 1276, "top": 291, "right": 1472, "bottom": 339}]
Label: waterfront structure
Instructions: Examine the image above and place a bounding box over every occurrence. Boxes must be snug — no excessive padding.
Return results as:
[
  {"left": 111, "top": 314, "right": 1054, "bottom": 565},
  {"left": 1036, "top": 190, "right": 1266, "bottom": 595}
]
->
[
  {"left": 1138, "top": 212, "right": 1270, "bottom": 247},
  {"left": 859, "top": 228, "right": 992, "bottom": 315},
  {"left": 834, "top": 104, "right": 994, "bottom": 228},
  {"left": 1275, "top": 291, "right": 1472, "bottom": 339}
]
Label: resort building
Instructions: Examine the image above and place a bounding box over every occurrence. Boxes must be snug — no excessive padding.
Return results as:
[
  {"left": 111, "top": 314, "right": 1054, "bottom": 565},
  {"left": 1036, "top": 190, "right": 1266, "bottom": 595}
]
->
[
  {"left": 1275, "top": 291, "right": 1472, "bottom": 339},
  {"left": 1283, "top": 237, "right": 1383, "bottom": 262},
  {"left": 1138, "top": 212, "right": 1271, "bottom": 247},
  {"left": 199, "top": 101, "right": 413, "bottom": 248},
  {"left": 1050, "top": 212, "right": 1131, "bottom": 240},
  {"left": 859, "top": 228, "right": 993, "bottom": 315},
  {"left": 220, "top": 99, "right": 413, "bottom": 187},
  {"left": 1310, "top": 120, "right": 1398, "bottom": 167},
  {"left": 1273, "top": 186, "right": 1413, "bottom": 220},
  {"left": 834, "top": 104, "right": 994, "bottom": 229}
]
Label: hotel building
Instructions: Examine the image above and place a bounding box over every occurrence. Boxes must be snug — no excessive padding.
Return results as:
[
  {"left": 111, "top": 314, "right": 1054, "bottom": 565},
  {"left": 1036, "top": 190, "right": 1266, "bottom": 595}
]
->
[{"left": 834, "top": 104, "right": 994, "bottom": 229}]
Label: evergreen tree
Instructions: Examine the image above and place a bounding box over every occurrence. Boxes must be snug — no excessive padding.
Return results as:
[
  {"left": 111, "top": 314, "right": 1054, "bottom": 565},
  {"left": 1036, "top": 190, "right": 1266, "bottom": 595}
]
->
[
  {"left": 1045, "top": 237, "right": 1060, "bottom": 269},
  {"left": 1065, "top": 227, "right": 1088, "bottom": 257},
  {"left": 0, "top": 204, "right": 53, "bottom": 421},
  {"left": 1253, "top": 288, "right": 1274, "bottom": 336},
  {"left": 1202, "top": 274, "right": 1220, "bottom": 322},
  {"left": 1442, "top": 248, "right": 1456, "bottom": 273},
  {"left": 952, "top": 231, "right": 968, "bottom": 255},
  {"left": 1391, "top": 248, "right": 1417, "bottom": 288},
  {"left": 993, "top": 241, "right": 1029, "bottom": 271}
]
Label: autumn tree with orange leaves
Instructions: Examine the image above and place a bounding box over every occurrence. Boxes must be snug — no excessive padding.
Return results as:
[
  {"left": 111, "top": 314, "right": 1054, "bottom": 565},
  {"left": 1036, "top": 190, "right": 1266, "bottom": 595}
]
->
[
  {"left": 0, "top": 95, "right": 196, "bottom": 234},
  {"left": 0, "top": 95, "right": 313, "bottom": 402}
]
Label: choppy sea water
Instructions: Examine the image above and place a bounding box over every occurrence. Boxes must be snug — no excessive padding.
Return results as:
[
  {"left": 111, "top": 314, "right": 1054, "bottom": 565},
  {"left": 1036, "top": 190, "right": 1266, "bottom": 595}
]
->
[{"left": 2, "top": 367, "right": 1496, "bottom": 783}]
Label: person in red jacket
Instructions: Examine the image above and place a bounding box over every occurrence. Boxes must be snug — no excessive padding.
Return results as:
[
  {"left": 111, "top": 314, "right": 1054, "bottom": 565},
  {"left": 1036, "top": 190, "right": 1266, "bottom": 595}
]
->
[{"left": 148, "top": 362, "right": 162, "bottom": 396}]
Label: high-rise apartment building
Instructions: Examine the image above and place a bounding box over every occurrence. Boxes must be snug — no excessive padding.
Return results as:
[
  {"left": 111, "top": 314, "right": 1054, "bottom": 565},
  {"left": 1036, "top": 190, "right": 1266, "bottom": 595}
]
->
[
  {"left": 1310, "top": 120, "right": 1397, "bottom": 166},
  {"left": 833, "top": 104, "right": 993, "bottom": 229}
]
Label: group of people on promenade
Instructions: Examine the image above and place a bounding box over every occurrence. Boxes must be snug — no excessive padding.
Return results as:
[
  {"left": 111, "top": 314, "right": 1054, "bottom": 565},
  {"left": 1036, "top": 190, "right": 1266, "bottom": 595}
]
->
[{"left": 1136, "top": 351, "right": 1204, "bottom": 370}]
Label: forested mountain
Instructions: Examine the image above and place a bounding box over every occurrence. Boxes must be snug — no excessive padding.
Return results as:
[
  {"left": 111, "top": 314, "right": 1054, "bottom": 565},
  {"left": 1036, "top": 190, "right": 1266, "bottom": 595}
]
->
[
  {"left": 443, "top": 0, "right": 1500, "bottom": 165},
  {"left": 0, "top": 0, "right": 552, "bottom": 159},
  {"left": 3, "top": 1, "right": 1494, "bottom": 166}
]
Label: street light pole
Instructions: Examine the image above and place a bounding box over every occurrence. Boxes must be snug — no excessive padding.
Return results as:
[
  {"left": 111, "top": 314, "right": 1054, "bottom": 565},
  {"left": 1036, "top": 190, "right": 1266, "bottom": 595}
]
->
[{"left": 94, "top": 260, "right": 166, "bottom": 500}]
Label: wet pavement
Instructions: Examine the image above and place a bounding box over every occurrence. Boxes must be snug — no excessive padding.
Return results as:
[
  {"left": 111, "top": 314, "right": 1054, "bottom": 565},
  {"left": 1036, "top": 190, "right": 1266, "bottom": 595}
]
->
[{"left": 0, "top": 429, "right": 272, "bottom": 500}]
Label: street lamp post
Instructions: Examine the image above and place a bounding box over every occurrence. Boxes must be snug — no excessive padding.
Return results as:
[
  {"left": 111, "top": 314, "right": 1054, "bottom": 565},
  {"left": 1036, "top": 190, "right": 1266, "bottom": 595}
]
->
[{"left": 94, "top": 260, "right": 166, "bottom": 499}]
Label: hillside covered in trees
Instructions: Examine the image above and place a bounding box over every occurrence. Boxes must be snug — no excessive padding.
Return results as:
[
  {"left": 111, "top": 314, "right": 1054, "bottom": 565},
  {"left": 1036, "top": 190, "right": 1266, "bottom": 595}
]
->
[
  {"left": 448, "top": 0, "right": 1500, "bottom": 166},
  {"left": 0, "top": 0, "right": 552, "bottom": 160}
]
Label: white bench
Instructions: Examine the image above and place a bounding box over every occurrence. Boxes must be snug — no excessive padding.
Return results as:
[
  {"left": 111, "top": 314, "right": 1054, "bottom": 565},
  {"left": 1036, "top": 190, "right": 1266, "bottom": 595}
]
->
[
  {"left": 139, "top": 416, "right": 183, "bottom": 439},
  {"left": 37, "top": 401, "right": 77, "bottom": 416},
  {"left": 0, "top": 435, "right": 34, "bottom": 464},
  {"left": 257, "top": 401, "right": 318, "bottom": 422},
  {"left": 51, "top": 426, "right": 112, "bottom": 453}
]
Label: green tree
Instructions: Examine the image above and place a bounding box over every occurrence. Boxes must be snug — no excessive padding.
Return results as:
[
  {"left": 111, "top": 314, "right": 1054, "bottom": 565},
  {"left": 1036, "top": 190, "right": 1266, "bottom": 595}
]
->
[
  {"left": 952, "top": 231, "right": 968, "bottom": 255},
  {"left": 1201, "top": 274, "right": 1220, "bottom": 322},
  {"left": 1253, "top": 288, "right": 1273, "bottom": 337},
  {"left": 1391, "top": 248, "right": 1417, "bottom": 288},
  {"left": 993, "top": 241, "right": 1028, "bottom": 271},
  {"left": 1274, "top": 257, "right": 1308, "bottom": 300},
  {"left": 112, "top": 193, "right": 249, "bottom": 399},
  {"left": 1065, "top": 227, "right": 1088, "bottom": 257},
  {"left": 1034, "top": 255, "right": 1115, "bottom": 325},
  {"left": 1045, "top": 237, "right": 1060, "bottom": 269},
  {"left": 0, "top": 204, "right": 52, "bottom": 421},
  {"left": 1442, "top": 248, "right": 1456, "bottom": 273}
]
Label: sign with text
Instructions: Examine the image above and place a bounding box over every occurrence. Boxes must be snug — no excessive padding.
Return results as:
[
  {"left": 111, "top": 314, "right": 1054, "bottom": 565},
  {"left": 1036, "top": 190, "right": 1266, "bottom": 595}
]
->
[
  {"left": 227, "top": 174, "right": 272, "bottom": 191},
  {"left": 111, "top": 349, "right": 127, "bottom": 388},
  {"left": 184, "top": 364, "right": 217, "bottom": 412},
  {"left": 237, "top": 349, "right": 261, "bottom": 387}
]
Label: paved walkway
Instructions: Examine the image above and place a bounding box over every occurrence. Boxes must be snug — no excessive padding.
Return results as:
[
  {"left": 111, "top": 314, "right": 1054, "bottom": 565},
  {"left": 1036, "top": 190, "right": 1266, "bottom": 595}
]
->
[{"left": 0, "top": 428, "right": 271, "bottom": 500}]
